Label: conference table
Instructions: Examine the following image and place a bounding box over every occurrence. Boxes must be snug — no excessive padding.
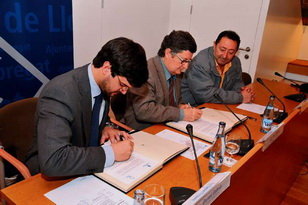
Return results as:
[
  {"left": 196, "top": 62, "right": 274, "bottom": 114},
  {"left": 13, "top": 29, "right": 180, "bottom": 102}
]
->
[{"left": 1, "top": 79, "right": 307, "bottom": 204}]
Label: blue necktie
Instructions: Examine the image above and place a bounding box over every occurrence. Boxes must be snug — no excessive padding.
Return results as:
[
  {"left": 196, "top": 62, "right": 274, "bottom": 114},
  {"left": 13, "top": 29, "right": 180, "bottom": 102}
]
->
[{"left": 90, "top": 94, "right": 103, "bottom": 146}]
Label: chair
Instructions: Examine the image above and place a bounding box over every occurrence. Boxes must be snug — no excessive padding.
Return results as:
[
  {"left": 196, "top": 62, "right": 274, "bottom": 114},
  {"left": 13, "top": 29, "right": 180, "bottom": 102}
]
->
[
  {"left": 242, "top": 72, "right": 252, "bottom": 86},
  {"left": 0, "top": 98, "right": 38, "bottom": 188}
]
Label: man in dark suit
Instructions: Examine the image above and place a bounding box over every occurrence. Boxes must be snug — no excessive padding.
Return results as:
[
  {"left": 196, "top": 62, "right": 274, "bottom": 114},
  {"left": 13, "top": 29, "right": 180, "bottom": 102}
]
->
[{"left": 26, "top": 37, "right": 148, "bottom": 177}]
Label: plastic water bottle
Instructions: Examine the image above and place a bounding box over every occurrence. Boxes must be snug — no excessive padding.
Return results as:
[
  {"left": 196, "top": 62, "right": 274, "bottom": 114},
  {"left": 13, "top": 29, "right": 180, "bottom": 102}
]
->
[
  {"left": 260, "top": 95, "right": 275, "bottom": 133},
  {"left": 209, "top": 121, "right": 226, "bottom": 173},
  {"left": 133, "top": 189, "right": 145, "bottom": 205}
]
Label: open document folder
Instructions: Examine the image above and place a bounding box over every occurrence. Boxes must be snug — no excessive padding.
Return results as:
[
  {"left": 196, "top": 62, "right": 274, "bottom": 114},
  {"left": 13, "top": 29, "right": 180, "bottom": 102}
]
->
[
  {"left": 95, "top": 131, "right": 189, "bottom": 192},
  {"left": 166, "top": 107, "right": 247, "bottom": 142}
]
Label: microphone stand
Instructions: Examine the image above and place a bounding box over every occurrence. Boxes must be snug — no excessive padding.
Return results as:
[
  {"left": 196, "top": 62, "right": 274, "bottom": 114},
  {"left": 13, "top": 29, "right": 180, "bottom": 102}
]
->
[
  {"left": 214, "top": 94, "right": 254, "bottom": 156},
  {"left": 274, "top": 72, "right": 306, "bottom": 102},
  {"left": 256, "top": 78, "right": 288, "bottom": 123},
  {"left": 169, "top": 124, "right": 202, "bottom": 204}
]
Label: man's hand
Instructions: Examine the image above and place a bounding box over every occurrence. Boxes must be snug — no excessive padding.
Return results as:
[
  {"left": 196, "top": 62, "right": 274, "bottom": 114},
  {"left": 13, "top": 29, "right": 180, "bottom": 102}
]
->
[
  {"left": 182, "top": 108, "right": 202, "bottom": 121},
  {"left": 111, "top": 140, "right": 134, "bottom": 161},
  {"left": 178, "top": 103, "right": 191, "bottom": 109},
  {"left": 100, "top": 126, "right": 133, "bottom": 144},
  {"left": 241, "top": 86, "right": 255, "bottom": 103}
]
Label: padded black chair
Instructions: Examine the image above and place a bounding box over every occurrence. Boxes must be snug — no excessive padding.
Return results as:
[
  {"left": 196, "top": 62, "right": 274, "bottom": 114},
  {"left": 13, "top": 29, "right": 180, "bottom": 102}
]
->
[{"left": 242, "top": 72, "right": 252, "bottom": 86}]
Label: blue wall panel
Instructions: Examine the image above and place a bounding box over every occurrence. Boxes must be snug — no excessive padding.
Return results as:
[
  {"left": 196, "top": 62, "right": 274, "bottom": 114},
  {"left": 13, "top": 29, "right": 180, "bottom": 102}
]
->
[{"left": 0, "top": 0, "right": 73, "bottom": 107}]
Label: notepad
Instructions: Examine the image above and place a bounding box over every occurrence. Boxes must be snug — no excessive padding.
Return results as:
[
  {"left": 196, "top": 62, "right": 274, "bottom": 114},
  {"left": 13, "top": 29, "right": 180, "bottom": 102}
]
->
[
  {"left": 95, "top": 131, "right": 188, "bottom": 192},
  {"left": 166, "top": 108, "right": 247, "bottom": 142}
]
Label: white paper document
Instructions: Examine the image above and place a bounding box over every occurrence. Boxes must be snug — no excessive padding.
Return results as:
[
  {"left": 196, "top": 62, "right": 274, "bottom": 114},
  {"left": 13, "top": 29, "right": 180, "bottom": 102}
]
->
[
  {"left": 45, "top": 175, "right": 133, "bottom": 205},
  {"left": 237, "top": 103, "right": 266, "bottom": 114},
  {"left": 103, "top": 152, "right": 160, "bottom": 185},
  {"left": 155, "top": 129, "right": 211, "bottom": 160}
]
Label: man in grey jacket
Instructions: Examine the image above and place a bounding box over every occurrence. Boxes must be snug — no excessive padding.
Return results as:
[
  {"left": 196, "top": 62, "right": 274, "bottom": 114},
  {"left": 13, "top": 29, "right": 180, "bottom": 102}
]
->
[
  {"left": 118, "top": 31, "right": 202, "bottom": 130},
  {"left": 181, "top": 30, "right": 254, "bottom": 106},
  {"left": 26, "top": 38, "right": 148, "bottom": 177}
]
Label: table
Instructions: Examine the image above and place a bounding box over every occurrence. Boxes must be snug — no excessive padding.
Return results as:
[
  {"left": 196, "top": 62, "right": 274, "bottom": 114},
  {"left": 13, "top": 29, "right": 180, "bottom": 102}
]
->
[{"left": 1, "top": 80, "right": 307, "bottom": 204}]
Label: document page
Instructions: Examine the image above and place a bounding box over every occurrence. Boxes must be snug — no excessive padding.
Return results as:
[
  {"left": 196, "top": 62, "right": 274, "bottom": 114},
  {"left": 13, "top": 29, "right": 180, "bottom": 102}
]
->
[
  {"left": 103, "top": 152, "right": 159, "bottom": 185},
  {"left": 237, "top": 103, "right": 266, "bottom": 114},
  {"left": 45, "top": 175, "right": 133, "bottom": 205},
  {"left": 155, "top": 129, "right": 212, "bottom": 160},
  {"left": 168, "top": 118, "right": 218, "bottom": 140}
]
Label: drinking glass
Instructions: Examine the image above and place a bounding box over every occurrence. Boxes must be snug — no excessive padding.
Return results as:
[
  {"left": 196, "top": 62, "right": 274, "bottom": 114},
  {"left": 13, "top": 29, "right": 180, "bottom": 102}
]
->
[
  {"left": 224, "top": 134, "right": 240, "bottom": 165},
  {"left": 143, "top": 184, "right": 165, "bottom": 205}
]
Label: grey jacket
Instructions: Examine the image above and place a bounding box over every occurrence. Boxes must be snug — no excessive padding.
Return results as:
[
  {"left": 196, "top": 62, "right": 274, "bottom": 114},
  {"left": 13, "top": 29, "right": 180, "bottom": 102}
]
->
[
  {"left": 181, "top": 47, "right": 244, "bottom": 106},
  {"left": 26, "top": 65, "right": 109, "bottom": 177},
  {"left": 120, "top": 56, "right": 182, "bottom": 130}
]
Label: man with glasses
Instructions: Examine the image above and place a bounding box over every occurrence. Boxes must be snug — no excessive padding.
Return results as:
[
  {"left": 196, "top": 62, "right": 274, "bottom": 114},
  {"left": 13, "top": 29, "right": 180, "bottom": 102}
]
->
[
  {"left": 26, "top": 38, "right": 149, "bottom": 177},
  {"left": 182, "top": 30, "right": 254, "bottom": 105},
  {"left": 117, "top": 30, "right": 202, "bottom": 130}
]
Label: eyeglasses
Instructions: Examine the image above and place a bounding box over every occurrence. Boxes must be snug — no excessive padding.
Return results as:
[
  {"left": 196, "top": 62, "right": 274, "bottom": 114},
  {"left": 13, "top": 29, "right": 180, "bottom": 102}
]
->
[
  {"left": 117, "top": 76, "right": 129, "bottom": 90},
  {"left": 173, "top": 53, "right": 192, "bottom": 64}
]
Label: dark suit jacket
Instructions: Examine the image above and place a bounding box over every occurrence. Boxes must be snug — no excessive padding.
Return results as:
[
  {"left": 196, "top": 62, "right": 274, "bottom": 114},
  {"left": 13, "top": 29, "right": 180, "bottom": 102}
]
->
[{"left": 26, "top": 65, "right": 110, "bottom": 177}]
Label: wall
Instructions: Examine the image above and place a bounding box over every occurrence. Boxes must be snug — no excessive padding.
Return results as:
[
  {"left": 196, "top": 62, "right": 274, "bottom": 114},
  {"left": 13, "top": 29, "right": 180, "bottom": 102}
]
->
[
  {"left": 255, "top": 0, "right": 303, "bottom": 80},
  {"left": 73, "top": 0, "right": 170, "bottom": 68},
  {"left": 298, "top": 26, "right": 308, "bottom": 60}
]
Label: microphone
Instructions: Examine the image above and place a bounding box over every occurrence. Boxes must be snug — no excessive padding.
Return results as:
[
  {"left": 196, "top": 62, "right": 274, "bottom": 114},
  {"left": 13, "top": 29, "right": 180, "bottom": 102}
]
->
[
  {"left": 169, "top": 124, "right": 201, "bottom": 204},
  {"left": 186, "top": 124, "right": 203, "bottom": 188},
  {"left": 256, "top": 78, "right": 288, "bottom": 123},
  {"left": 274, "top": 72, "right": 307, "bottom": 102},
  {"left": 214, "top": 94, "right": 254, "bottom": 156},
  {"left": 274, "top": 72, "right": 301, "bottom": 87}
]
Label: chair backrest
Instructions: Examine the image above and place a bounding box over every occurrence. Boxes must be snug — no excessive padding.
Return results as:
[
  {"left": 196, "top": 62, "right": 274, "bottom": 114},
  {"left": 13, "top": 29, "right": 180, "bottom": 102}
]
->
[
  {"left": 0, "top": 98, "right": 38, "bottom": 186},
  {"left": 242, "top": 72, "right": 252, "bottom": 86}
]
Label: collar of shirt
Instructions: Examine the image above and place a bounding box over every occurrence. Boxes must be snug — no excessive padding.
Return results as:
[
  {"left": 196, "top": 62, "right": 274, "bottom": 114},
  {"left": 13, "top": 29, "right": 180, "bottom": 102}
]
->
[
  {"left": 87, "top": 63, "right": 102, "bottom": 107},
  {"left": 215, "top": 60, "right": 232, "bottom": 88},
  {"left": 160, "top": 58, "right": 174, "bottom": 84}
]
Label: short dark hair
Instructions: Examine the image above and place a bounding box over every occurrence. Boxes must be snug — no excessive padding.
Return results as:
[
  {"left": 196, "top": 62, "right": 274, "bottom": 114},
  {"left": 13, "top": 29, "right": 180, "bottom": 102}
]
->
[
  {"left": 157, "top": 30, "right": 197, "bottom": 57},
  {"left": 215, "top": 30, "right": 241, "bottom": 50},
  {"left": 92, "top": 37, "right": 148, "bottom": 87}
]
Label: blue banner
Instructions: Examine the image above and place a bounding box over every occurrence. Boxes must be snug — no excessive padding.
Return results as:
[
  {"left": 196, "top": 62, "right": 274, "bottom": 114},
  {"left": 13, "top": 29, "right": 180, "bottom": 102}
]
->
[{"left": 0, "top": 0, "right": 73, "bottom": 107}]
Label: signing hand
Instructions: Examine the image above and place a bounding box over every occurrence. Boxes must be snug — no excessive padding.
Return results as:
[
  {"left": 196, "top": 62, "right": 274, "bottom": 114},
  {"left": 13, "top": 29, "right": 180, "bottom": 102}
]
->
[
  {"left": 182, "top": 107, "right": 202, "bottom": 121},
  {"left": 111, "top": 140, "right": 134, "bottom": 161}
]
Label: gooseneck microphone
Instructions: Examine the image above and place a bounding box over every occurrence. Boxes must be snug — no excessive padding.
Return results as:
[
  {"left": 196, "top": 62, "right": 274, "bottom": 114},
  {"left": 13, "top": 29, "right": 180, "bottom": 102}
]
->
[
  {"left": 256, "top": 78, "right": 288, "bottom": 123},
  {"left": 274, "top": 72, "right": 301, "bottom": 87},
  {"left": 274, "top": 72, "right": 307, "bottom": 102},
  {"left": 214, "top": 94, "right": 254, "bottom": 156},
  {"left": 186, "top": 124, "right": 203, "bottom": 188},
  {"left": 169, "top": 124, "right": 201, "bottom": 204}
]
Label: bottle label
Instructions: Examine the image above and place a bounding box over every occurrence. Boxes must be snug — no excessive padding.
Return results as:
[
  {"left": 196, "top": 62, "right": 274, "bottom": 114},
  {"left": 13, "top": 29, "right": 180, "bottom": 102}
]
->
[
  {"left": 262, "top": 118, "right": 273, "bottom": 129},
  {"left": 209, "top": 152, "right": 223, "bottom": 166}
]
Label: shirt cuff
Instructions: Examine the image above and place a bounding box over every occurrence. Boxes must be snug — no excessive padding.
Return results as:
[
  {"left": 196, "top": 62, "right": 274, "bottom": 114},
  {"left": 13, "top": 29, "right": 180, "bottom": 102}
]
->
[
  {"left": 101, "top": 144, "right": 115, "bottom": 167},
  {"left": 179, "top": 109, "right": 184, "bottom": 121}
]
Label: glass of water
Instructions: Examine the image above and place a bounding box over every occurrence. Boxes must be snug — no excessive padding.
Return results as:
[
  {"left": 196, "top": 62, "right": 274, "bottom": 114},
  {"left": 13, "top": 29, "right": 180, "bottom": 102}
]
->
[
  {"left": 143, "top": 184, "right": 165, "bottom": 205},
  {"left": 225, "top": 135, "right": 240, "bottom": 164}
]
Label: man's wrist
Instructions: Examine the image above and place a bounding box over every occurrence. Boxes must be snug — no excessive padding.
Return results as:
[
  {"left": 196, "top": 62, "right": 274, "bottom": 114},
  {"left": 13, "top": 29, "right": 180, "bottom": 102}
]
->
[{"left": 105, "top": 122, "right": 119, "bottom": 129}]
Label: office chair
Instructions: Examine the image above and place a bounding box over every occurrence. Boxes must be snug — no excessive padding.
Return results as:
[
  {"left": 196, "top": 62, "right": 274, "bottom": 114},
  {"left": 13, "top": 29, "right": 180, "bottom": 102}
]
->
[
  {"left": 242, "top": 72, "right": 252, "bottom": 86},
  {"left": 0, "top": 98, "right": 38, "bottom": 188}
]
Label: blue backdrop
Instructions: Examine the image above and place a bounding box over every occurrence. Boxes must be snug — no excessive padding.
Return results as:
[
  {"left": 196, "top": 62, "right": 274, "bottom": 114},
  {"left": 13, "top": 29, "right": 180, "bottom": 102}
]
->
[{"left": 0, "top": 0, "right": 73, "bottom": 107}]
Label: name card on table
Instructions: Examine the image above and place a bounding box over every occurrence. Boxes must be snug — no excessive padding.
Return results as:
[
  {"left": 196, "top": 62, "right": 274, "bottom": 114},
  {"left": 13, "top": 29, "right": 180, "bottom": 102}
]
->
[
  {"left": 183, "top": 172, "right": 231, "bottom": 205},
  {"left": 258, "top": 123, "right": 285, "bottom": 151}
]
